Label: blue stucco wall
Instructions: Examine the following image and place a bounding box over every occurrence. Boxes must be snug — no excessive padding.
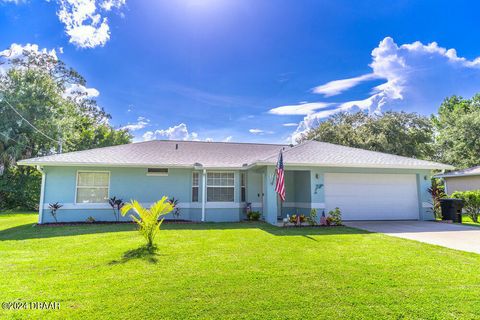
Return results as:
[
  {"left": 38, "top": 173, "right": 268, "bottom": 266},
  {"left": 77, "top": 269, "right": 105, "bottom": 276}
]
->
[
  {"left": 38, "top": 164, "right": 434, "bottom": 224},
  {"left": 40, "top": 166, "right": 247, "bottom": 223}
]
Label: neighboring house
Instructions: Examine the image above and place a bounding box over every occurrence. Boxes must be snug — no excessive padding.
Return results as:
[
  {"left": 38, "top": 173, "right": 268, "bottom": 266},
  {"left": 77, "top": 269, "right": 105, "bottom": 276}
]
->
[
  {"left": 435, "top": 166, "right": 480, "bottom": 194},
  {"left": 18, "top": 140, "right": 453, "bottom": 225}
]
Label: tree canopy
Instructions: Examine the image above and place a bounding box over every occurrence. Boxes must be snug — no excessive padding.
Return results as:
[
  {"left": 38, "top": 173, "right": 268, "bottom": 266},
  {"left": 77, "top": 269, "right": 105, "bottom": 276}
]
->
[
  {"left": 432, "top": 95, "right": 480, "bottom": 168},
  {"left": 0, "top": 48, "right": 131, "bottom": 209},
  {"left": 302, "top": 111, "right": 434, "bottom": 159}
]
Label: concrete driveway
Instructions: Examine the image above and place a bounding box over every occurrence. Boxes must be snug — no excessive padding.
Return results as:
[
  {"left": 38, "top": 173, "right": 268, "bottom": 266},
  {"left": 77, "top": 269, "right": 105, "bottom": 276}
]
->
[{"left": 345, "top": 221, "right": 480, "bottom": 254}]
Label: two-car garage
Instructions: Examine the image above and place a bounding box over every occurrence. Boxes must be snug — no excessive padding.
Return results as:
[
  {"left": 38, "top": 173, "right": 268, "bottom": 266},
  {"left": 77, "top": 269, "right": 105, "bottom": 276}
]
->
[{"left": 324, "top": 173, "right": 420, "bottom": 220}]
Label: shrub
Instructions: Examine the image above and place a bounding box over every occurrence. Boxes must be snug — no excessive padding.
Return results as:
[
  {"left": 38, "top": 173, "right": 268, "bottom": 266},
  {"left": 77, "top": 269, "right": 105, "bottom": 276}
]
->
[
  {"left": 86, "top": 216, "right": 96, "bottom": 223},
  {"left": 48, "top": 202, "right": 62, "bottom": 223},
  {"left": 121, "top": 197, "right": 174, "bottom": 248},
  {"left": 108, "top": 196, "right": 124, "bottom": 222},
  {"left": 289, "top": 214, "right": 306, "bottom": 225},
  {"left": 428, "top": 179, "right": 446, "bottom": 220},
  {"left": 451, "top": 190, "right": 480, "bottom": 223},
  {"left": 247, "top": 211, "right": 261, "bottom": 221},
  {"left": 327, "top": 207, "right": 342, "bottom": 226},
  {"left": 307, "top": 209, "right": 317, "bottom": 226},
  {"left": 168, "top": 197, "right": 180, "bottom": 221}
]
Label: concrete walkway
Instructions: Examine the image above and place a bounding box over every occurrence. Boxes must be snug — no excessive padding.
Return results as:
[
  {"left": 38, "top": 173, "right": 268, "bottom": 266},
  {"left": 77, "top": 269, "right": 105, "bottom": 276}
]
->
[{"left": 345, "top": 221, "right": 480, "bottom": 254}]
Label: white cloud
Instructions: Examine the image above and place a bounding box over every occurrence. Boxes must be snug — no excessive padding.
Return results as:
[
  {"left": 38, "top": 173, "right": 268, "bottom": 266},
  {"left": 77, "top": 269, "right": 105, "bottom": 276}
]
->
[
  {"left": 63, "top": 83, "right": 100, "bottom": 98},
  {"left": 282, "top": 123, "right": 298, "bottom": 127},
  {"left": 283, "top": 36, "right": 480, "bottom": 143},
  {"left": 99, "top": 0, "right": 125, "bottom": 11},
  {"left": 268, "top": 102, "right": 332, "bottom": 115},
  {"left": 223, "top": 136, "right": 233, "bottom": 142},
  {"left": 0, "top": 43, "right": 58, "bottom": 74},
  {"left": 3, "top": 1, "right": 126, "bottom": 48},
  {"left": 249, "top": 128, "right": 274, "bottom": 135},
  {"left": 120, "top": 116, "right": 149, "bottom": 131},
  {"left": 143, "top": 123, "right": 206, "bottom": 141},
  {"left": 313, "top": 73, "right": 378, "bottom": 97}
]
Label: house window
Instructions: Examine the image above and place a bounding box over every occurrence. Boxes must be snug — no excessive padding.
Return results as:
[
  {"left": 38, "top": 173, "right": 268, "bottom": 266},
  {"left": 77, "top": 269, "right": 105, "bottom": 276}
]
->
[
  {"left": 76, "top": 171, "right": 110, "bottom": 204},
  {"left": 147, "top": 168, "right": 168, "bottom": 176},
  {"left": 240, "top": 172, "right": 247, "bottom": 202},
  {"left": 192, "top": 172, "right": 199, "bottom": 202},
  {"left": 207, "top": 172, "right": 234, "bottom": 202}
]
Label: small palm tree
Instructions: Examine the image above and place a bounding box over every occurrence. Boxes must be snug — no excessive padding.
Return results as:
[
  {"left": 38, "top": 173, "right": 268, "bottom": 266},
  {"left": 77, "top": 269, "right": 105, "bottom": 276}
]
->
[{"left": 121, "top": 197, "right": 174, "bottom": 249}]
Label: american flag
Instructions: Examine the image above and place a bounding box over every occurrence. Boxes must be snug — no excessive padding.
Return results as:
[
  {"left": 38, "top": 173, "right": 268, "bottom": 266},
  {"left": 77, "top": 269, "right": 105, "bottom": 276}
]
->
[{"left": 275, "top": 149, "right": 286, "bottom": 201}]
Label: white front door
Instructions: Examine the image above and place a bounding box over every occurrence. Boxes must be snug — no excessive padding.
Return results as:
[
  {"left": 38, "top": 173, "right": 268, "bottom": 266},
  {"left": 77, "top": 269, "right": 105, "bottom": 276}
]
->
[{"left": 324, "top": 173, "right": 419, "bottom": 220}]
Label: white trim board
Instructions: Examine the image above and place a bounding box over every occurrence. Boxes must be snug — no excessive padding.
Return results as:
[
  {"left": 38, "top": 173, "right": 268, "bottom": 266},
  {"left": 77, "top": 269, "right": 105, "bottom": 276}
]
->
[{"left": 282, "top": 202, "right": 325, "bottom": 209}]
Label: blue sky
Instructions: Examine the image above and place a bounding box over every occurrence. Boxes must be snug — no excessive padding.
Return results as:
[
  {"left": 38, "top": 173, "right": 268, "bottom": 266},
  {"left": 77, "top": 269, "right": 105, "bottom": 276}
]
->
[{"left": 2, "top": 0, "right": 480, "bottom": 143}]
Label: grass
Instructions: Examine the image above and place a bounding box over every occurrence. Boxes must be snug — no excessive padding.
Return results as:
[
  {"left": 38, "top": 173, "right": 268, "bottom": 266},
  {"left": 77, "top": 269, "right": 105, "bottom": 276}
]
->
[
  {"left": 461, "top": 215, "right": 480, "bottom": 227},
  {"left": 1, "top": 212, "right": 480, "bottom": 319}
]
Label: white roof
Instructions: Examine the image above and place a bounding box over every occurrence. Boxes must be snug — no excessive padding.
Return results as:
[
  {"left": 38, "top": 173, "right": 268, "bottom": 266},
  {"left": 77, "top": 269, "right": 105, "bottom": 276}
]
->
[
  {"left": 434, "top": 165, "right": 480, "bottom": 178},
  {"left": 18, "top": 140, "right": 453, "bottom": 170}
]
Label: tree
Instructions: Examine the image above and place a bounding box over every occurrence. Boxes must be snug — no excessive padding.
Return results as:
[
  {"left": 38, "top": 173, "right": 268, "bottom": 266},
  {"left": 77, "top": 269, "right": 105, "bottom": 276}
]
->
[
  {"left": 432, "top": 95, "right": 480, "bottom": 168},
  {"left": 302, "top": 111, "right": 434, "bottom": 159},
  {"left": 0, "top": 47, "right": 132, "bottom": 209}
]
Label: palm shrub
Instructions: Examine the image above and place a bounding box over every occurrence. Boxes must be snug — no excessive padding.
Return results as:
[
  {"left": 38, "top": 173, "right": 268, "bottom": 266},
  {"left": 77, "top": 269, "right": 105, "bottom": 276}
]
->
[
  {"left": 451, "top": 190, "right": 480, "bottom": 223},
  {"left": 48, "top": 202, "right": 62, "bottom": 223},
  {"left": 108, "top": 196, "right": 124, "bottom": 222},
  {"left": 121, "top": 197, "right": 174, "bottom": 248},
  {"left": 427, "top": 179, "right": 446, "bottom": 220}
]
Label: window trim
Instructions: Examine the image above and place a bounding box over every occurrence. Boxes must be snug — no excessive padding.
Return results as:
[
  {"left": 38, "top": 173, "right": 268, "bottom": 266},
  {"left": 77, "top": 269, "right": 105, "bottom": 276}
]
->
[
  {"left": 146, "top": 168, "right": 169, "bottom": 176},
  {"left": 75, "top": 170, "right": 111, "bottom": 204},
  {"left": 240, "top": 171, "right": 247, "bottom": 203},
  {"left": 192, "top": 171, "right": 199, "bottom": 202},
  {"left": 206, "top": 171, "right": 235, "bottom": 203}
]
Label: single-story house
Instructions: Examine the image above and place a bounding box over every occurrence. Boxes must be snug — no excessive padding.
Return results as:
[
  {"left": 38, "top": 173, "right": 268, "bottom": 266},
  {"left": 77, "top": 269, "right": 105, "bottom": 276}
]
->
[
  {"left": 18, "top": 140, "right": 453, "bottom": 225},
  {"left": 434, "top": 166, "right": 480, "bottom": 194}
]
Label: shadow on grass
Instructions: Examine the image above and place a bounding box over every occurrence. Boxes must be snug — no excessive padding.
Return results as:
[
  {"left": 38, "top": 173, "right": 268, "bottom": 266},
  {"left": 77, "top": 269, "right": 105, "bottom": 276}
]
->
[
  {"left": 109, "top": 245, "right": 161, "bottom": 265},
  {"left": 0, "top": 221, "right": 368, "bottom": 241},
  {"left": 0, "top": 222, "right": 137, "bottom": 241}
]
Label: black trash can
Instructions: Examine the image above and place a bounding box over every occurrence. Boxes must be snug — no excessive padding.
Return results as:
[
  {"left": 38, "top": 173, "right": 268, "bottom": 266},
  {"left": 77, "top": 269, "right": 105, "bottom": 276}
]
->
[{"left": 440, "top": 199, "right": 464, "bottom": 223}]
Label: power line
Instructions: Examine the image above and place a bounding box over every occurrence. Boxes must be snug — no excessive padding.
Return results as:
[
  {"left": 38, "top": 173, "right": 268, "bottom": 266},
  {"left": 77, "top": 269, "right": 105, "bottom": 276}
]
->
[
  {"left": 1, "top": 96, "right": 59, "bottom": 144},
  {"left": 0, "top": 131, "right": 34, "bottom": 151}
]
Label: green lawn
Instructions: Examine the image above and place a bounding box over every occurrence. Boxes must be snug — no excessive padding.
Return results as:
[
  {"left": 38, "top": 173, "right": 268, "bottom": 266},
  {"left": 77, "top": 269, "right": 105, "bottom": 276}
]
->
[
  {"left": 461, "top": 215, "right": 480, "bottom": 227},
  {"left": 1, "top": 213, "right": 480, "bottom": 319}
]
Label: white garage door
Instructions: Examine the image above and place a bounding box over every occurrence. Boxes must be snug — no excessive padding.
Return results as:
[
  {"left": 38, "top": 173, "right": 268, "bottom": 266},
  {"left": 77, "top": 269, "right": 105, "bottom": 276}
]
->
[{"left": 324, "top": 173, "right": 419, "bottom": 220}]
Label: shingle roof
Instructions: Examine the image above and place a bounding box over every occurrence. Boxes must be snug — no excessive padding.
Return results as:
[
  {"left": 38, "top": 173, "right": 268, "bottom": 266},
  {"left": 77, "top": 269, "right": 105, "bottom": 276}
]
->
[
  {"left": 18, "top": 139, "right": 453, "bottom": 170},
  {"left": 259, "top": 141, "right": 453, "bottom": 170},
  {"left": 18, "top": 140, "right": 289, "bottom": 168},
  {"left": 434, "top": 165, "right": 480, "bottom": 178}
]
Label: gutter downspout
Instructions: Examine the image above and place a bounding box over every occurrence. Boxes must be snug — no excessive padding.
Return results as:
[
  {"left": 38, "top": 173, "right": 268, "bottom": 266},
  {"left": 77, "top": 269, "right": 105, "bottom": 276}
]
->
[
  {"left": 201, "top": 169, "right": 206, "bottom": 222},
  {"left": 37, "top": 165, "right": 46, "bottom": 224}
]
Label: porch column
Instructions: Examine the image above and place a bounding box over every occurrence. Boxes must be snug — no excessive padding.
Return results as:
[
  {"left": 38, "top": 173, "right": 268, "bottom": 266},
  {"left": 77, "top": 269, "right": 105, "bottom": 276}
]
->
[{"left": 263, "top": 165, "right": 278, "bottom": 225}]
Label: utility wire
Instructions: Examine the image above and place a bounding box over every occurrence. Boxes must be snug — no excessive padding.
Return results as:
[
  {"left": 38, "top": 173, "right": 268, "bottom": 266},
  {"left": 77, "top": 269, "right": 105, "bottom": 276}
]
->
[
  {"left": 0, "top": 131, "right": 34, "bottom": 151},
  {"left": 2, "top": 96, "right": 59, "bottom": 144}
]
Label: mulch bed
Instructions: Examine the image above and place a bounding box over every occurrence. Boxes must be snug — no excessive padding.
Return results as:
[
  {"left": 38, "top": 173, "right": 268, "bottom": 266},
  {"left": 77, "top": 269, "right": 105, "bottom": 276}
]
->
[{"left": 35, "top": 219, "right": 197, "bottom": 227}]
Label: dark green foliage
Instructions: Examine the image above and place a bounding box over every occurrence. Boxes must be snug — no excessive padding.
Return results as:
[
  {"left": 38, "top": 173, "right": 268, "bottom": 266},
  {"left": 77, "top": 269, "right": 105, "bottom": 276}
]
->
[
  {"left": 246, "top": 210, "right": 261, "bottom": 221},
  {"left": 302, "top": 111, "right": 434, "bottom": 159},
  {"left": 0, "top": 47, "right": 132, "bottom": 209},
  {"left": 451, "top": 190, "right": 480, "bottom": 223},
  {"left": 327, "top": 207, "right": 342, "bottom": 225},
  {"left": 432, "top": 94, "right": 480, "bottom": 168},
  {"left": 0, "top": 166, "right": 40, "bottom": 210}
]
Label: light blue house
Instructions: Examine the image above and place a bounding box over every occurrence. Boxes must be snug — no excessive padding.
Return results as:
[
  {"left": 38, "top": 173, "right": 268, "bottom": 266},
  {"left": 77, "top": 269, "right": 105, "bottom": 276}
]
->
[{"left": 19, "top": 140, "right": 453, "bottom": 225}]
